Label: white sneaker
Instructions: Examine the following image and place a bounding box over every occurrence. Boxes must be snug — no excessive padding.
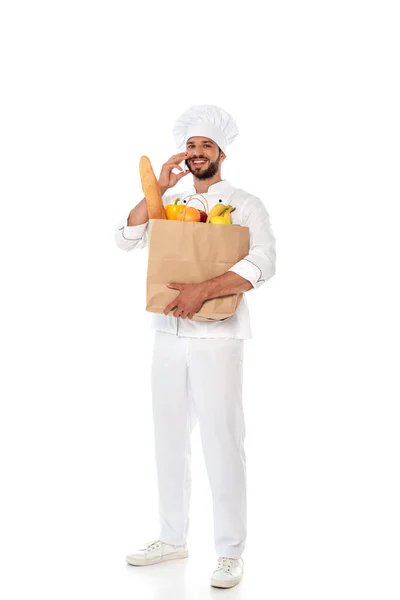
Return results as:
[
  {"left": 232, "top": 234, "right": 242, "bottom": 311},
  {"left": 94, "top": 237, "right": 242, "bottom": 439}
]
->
[
  {"left": 210, "top": 557, "right": 244, "bottom": 588},
  {"left": 126, "top": 540, "right": 188, "bottom": 566}
]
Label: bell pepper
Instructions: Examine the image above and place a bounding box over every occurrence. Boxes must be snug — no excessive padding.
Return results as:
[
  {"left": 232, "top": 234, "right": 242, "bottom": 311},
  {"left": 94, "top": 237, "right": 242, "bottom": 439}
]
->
[{"left": 165, "top": 198, "right": 181, "bottom": 220}]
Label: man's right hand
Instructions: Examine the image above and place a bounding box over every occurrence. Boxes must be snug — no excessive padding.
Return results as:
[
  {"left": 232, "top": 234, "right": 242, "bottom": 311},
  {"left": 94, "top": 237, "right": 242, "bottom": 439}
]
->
[{"left": 158, "top": 152, "right": 191, "bottom": 195}]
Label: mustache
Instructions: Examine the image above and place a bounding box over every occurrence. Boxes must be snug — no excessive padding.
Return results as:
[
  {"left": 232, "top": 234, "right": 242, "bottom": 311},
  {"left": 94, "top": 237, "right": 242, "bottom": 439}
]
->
[{"left": 188, "top": 156, "right": 208, "bottom": 160}]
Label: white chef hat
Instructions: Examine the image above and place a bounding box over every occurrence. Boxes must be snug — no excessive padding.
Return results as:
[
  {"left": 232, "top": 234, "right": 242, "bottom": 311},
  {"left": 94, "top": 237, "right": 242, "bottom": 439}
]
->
[{"left": 172, "top": 104, "right": 239, "bottom": 154}]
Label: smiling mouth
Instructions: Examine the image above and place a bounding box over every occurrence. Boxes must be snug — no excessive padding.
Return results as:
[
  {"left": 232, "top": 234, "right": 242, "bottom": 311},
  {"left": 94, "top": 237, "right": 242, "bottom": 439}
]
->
[{"left": 191, "top": 159, "right": 208, "bottom": 167}]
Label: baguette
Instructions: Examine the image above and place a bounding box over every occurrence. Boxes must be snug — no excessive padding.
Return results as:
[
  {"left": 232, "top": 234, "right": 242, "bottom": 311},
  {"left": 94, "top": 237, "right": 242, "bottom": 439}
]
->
[{"left": 139, "top": 156, "right": 166, "bottom": 219}]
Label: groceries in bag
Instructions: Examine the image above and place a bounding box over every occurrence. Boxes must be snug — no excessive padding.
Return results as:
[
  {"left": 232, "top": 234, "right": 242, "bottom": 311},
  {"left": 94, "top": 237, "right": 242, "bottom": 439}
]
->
[
  {"left": 139, "top": 156, "right": 249, "bottom": 321},
  {"left": 165, "top": 194, "right": 236, "bottom": 225}
]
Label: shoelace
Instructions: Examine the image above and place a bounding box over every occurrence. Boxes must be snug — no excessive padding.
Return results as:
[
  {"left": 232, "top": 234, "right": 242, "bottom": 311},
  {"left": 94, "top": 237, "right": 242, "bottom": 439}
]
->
[
  {"left": 216, "top": 557, "right": 238, "bottom": 573},
  {"left": 144, "top": 540, "right": 161, "bottom": 551}
]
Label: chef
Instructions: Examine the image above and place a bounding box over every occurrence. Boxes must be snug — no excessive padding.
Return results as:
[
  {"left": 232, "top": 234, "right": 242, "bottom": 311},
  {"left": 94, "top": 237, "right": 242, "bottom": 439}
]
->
[{"left": 115, "top": 105, "right": 276, "bottom": 589}]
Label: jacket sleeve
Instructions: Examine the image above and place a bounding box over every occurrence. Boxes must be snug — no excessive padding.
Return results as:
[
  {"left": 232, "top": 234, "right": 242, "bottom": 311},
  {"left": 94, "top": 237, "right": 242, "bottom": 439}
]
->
[
  {"left": 114, "top": 193, "right": 179, "bottom": 251},
  {"left": 228, "top": 196, "right": 276, "bottom": 289},
  {"left": 114, "top": 216, "right": 149, "bottom": 251}
]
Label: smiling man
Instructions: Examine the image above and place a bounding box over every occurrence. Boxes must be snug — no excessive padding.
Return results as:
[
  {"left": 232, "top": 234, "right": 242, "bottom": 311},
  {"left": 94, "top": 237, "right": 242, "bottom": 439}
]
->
[
  {"left": 185, "top": 137, "right": 221, "bottom": 180},
  {"left": 115, "top": 105, "right": 276, "bottom": 589}
]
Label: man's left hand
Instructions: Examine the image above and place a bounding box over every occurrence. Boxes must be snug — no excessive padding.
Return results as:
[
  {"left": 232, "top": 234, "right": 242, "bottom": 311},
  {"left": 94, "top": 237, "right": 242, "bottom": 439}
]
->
[{"left": 164, "top": 282, "right": 207, "bottom": 319}]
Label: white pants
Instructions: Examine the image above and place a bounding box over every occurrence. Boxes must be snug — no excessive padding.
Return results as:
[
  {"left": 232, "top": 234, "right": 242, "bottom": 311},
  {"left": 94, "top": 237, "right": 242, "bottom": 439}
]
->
[{"left": 150, "top": 331, "right": 246, "bottom": 559}]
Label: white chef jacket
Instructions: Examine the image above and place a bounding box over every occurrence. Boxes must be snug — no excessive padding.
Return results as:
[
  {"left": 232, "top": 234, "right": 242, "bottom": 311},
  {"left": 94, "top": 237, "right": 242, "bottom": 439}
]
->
[{"left": 115, "top": 179, "right": 276, "bottom": 339}]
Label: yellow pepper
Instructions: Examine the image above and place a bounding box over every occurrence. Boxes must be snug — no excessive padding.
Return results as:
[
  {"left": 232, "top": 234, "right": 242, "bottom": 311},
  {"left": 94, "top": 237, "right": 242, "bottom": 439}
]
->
[{"left": 165, "top": 198, "right": 181, "bottom": 220}]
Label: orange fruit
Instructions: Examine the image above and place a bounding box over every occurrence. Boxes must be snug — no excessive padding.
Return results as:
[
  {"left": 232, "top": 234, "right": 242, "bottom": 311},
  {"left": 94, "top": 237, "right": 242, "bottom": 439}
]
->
[{"left": 176, "top": 206, "right": 201, "bottom": 222}]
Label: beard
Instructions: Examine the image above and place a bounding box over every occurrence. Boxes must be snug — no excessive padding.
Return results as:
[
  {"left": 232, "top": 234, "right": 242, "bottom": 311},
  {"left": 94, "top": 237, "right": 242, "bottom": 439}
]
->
[{"left": 185, "top": 154, "right": 220, "bottom": 180}]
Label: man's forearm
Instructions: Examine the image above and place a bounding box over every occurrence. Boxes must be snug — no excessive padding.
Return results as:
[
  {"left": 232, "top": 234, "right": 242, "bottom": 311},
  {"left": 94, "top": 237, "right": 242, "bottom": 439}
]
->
[
  {"left": 127, "top": 185, "right": 168, "bottom": 226},
  {"left": 127, "top": 198, "right": 149, "bottom": 226},
  {"left": 201, "top": 271, "right": 253, "bottom": 301}
]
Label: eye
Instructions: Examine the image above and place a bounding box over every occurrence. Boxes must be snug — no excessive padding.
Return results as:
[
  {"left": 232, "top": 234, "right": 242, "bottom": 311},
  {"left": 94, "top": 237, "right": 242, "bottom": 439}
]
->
[{"left": 219, "top": 199, "right": 222, "bottom": 203}]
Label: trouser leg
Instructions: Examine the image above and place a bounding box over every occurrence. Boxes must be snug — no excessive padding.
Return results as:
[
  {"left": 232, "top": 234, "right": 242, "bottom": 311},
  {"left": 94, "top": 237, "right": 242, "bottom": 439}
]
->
[
  {"left": 150, "top": 331, "right": 197, "bottom": 546},
  {"left": 188, "top": 337, "right": 246, "bottom": 559}
]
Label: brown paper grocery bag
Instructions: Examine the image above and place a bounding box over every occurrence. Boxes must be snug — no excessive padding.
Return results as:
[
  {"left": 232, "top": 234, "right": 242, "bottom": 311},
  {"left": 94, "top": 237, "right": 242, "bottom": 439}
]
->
[{"left": 145, "top": 219, "right": 250, "bottom": 322}]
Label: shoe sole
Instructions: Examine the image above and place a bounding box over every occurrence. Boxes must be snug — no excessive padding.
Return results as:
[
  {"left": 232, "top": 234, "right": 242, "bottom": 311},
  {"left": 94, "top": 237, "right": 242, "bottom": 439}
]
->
[
  {"left": 211, "top": 578, "right": 241, "bottom": 589},
  {"left": 126, "top": 550, "right": 188, "bottom": 566}
]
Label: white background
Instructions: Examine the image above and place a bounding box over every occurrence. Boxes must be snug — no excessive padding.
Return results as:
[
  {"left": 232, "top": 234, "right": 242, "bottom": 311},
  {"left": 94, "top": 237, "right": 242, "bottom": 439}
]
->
[{"left": 1, "top": 1, "right": 399, "bottom": 598}]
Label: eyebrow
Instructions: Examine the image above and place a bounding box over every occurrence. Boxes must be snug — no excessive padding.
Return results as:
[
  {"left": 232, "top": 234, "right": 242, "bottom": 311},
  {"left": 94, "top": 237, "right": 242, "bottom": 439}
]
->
[{"left": 186, "top": 140, "right": 215, "bottom": 145}]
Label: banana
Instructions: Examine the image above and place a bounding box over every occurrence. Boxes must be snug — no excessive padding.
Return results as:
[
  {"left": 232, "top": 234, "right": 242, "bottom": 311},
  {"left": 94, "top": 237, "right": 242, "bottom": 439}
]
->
[
  {"left": 209, "top": 205, "right": 236, "bottom": 225},
  {"left": 206, "top": 203, "right": 230, "bottom": 223},
  {"left": 221, "top": 206, "right": 235, "bottom": 224}
]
